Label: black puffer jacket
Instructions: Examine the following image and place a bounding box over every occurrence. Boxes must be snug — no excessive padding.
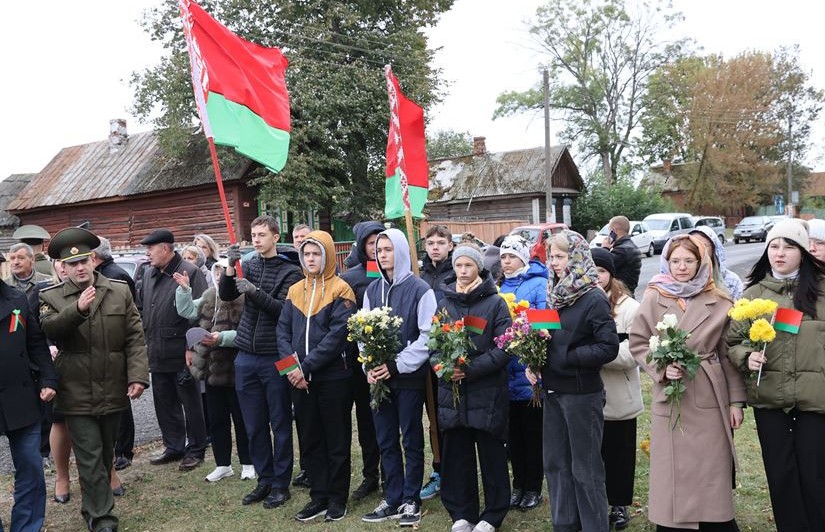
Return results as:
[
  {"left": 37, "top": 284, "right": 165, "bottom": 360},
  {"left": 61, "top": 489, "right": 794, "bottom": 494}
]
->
[
  {"left": 420, "top": 253, "right": 456, "bottom": 303},
  {"left": 610, "top": 235, "right": 641, "bottom": 293},
  {"left": 541, "top": 288, "right": 619, "bottom": 394},
  {"left": 433, "top": 274, "right": 512, "bottom": 440},
  {"left": 340, "top": 221, "right": 385, "bottom": 308},
  {"left": 219, "top": 250, "right": 303, "bottom": 356}
]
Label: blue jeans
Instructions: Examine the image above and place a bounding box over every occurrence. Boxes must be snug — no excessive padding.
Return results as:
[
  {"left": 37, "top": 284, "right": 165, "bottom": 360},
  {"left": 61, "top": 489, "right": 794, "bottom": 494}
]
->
[
  {"left": 372, "top": 387, "right": 425, "bottom": 507},
  {"left": 1, "top": 421, "right": 45, "bottom": 532},
  {"left": 543, "top": 390, "right": 609, "bottom": 532},
  {"left": 234, "top": 352, "right": 293, "bottom": 490}
]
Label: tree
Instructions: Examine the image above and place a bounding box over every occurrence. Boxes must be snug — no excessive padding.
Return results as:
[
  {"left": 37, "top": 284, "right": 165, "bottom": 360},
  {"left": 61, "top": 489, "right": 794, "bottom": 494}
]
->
[
  {"left": 494, "top": 0, "right": 687, "bottom": 185},
  {"left": 639, "top": 49, "right": 823, "bottom": 211},
  {"left": 130, "top": 0, "right": 453, "bottom": 224},
  {"left": 426, "top": 129, "right": 473, "bottom": 159}
]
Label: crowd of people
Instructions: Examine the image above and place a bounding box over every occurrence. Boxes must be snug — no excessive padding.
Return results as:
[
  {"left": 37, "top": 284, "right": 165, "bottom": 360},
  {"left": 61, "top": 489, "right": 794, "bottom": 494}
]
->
[{"left": 2, "top": 213, "right": 825, "bottom": 532}]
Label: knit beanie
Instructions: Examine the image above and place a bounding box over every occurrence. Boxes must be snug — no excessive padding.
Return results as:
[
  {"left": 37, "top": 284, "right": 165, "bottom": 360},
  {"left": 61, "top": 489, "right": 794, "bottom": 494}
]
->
[
  {"left": 452, "top": 244, "right": 484, "bottom": 271},
  {"left": 766, "top": 219, "right": 809, "bottom": 249},
  {"left": 808, "top": 219, "right": 825, "bottom": 242},
  {"left": 499, "top": 235, "right": 531, "bottom": 267},
  {"left": 590, "top": 247, "right": 615, "bottom": 277}
]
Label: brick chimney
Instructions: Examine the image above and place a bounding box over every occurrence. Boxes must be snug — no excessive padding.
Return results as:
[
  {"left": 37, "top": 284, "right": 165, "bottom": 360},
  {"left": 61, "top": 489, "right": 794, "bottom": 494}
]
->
[
  {"left": 473, "top": 136, "right": 487, "bottom": 156},
  {"left": 109, "top": 119, "right": 128, "bottom": 154}
]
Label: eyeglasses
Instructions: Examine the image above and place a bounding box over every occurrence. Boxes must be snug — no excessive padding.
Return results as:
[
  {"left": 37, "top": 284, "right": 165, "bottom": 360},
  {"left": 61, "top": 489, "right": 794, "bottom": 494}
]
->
[{"left": 668, "top": 258, "right": 698, "bottom": 267}]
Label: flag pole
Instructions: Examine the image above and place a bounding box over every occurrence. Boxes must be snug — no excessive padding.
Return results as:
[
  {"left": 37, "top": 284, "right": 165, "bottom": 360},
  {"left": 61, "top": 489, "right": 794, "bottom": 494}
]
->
[{"left": 405, "top": 208, "right": 420, "bottom": 276}]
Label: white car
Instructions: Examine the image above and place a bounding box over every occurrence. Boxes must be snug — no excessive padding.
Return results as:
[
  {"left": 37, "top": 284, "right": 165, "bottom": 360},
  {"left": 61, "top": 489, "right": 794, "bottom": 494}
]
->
[{"left": 589, "top": 221, "right": 655, "bottom": 257}]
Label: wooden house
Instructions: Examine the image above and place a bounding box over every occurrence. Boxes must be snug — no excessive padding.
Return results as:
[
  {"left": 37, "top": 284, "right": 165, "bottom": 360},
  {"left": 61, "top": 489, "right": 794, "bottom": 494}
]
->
[
  {"left": 0, "top": 173, "right": 34, "bottom": 248},
  {"left": 6, "top": 127, "right": 262, "bottom": 248},
  {"left": 426, "top": 138, "right": 583, "bottom": 228}
]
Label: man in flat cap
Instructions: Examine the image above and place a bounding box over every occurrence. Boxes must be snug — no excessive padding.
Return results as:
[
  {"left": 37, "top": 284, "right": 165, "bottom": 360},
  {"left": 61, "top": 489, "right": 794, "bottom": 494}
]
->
[
  {"left": 13, "top": 224, "right": 56, "bottom": 278},
  {"left": 137, "top": 229, "right": 208, "bottom": 471},
  {"left": 38, "top": 228, "right": 149, "bottom": 532}
]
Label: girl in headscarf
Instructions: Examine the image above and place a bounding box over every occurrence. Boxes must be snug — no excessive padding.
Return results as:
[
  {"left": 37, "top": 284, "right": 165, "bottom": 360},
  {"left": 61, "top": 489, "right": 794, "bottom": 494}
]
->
[
  {"left": 525, "top": 230, "right": 618, "bottom": 532},
  {"left": 630, "top": 235, "right": 745, "bottom": 531},
  {"left": 689, "top": 225, "right": 744, "bottom": 300}
]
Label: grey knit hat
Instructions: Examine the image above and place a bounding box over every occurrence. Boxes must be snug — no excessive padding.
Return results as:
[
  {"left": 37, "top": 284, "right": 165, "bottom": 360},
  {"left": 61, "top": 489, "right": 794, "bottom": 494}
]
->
[
  {"left": 808, "top": 219, "right": 825, "bottom": 242},
  {"left": 766, "top": 219, "right": 809, "bottom": 249},
  {"left": 452, "top": 244, "right": 484, "bottom": 271}
]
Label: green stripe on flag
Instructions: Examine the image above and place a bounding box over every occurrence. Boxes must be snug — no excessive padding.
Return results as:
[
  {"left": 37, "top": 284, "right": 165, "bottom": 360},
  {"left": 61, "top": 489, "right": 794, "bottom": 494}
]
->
[
  {"left": 531, "top": 321, "right": 561, "bottom": 330},
  {"left": 207, "top": 92, "right": 290, "bottom": 173},
  {"left": 384, "top": 170, "right": 427, "bottom": 219},
  {"left": 774, "top": 322, "right": 800, "bottom": 334}
]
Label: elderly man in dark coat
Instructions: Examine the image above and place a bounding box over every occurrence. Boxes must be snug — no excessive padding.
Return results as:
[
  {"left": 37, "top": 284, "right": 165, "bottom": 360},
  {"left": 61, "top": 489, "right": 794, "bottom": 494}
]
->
[{"left": 0, "top": 252, "right": 58, "bottom": 532}]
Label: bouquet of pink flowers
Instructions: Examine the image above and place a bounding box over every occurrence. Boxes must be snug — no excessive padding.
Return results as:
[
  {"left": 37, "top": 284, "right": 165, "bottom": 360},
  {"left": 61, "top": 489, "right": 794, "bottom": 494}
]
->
[{"left": 495, "top": 311, "right": 551, "bottom": 406}]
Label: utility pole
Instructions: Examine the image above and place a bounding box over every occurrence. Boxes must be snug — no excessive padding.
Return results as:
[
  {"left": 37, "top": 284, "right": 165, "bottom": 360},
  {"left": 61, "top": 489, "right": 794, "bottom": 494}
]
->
[
  {"left": 544, "top": 68, "right": 553, "bottom": 222},
  {"left": 786, "top": 113, "right": 793, "bottom": 216}
]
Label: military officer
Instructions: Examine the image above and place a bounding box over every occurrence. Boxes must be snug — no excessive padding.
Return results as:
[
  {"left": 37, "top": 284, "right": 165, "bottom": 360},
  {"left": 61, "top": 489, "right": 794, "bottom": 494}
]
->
[
  {"left": 13, "top": 224, "right": 55, "bottom": 277},
  {"left": 39, "top": 228, "right": 149, "bottom": 532}
]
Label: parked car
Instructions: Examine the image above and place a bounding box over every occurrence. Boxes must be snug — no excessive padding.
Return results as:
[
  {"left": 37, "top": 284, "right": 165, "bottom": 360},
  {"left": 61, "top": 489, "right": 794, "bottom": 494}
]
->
[
  {"left": 643, "top": 213, "right": 695, "bottom": 254},
  {"left": 733, "top": 216, "right": 773, "bottom": 244},
  {"left": 113, "top": 254, "right": 150, "bottom": 293},
  {"left": 691, "top": 216, "right": 727, "bottom": 244},
  {"left": 509, "top": 222, "right": 569, "bottom": 263},
  {"left": 589, "top": 221, "right": 655, "bottom": 257}
]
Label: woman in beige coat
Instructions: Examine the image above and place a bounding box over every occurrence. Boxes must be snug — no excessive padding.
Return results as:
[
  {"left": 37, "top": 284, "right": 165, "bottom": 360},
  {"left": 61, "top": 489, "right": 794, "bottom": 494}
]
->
[{"left": 629, "top": 235, "right": 746, "bottom": 531}]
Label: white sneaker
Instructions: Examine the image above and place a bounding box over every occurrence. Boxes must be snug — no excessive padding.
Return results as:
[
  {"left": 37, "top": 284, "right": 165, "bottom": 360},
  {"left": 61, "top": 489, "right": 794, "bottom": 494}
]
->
[
  {"left": 205, "top": 466, "right": 234, "bottom": 482},
  {"left": 451, "top": 519, "right": 476, "bottom": 532},
  {"left": 472, "top": 520, "right": 496, "bottom": 532},
  {"left": 240, "top": 464, "right": 257, "bottom": 480}
]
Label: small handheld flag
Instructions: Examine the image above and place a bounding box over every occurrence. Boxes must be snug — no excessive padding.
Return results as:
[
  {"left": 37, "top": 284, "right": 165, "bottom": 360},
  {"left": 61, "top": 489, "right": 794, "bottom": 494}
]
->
[
  {"left": 526, "top": 309, "right": 561, "bottom": 330},
  {"left": 275, "top": 353, "right": 300, "bottom": 376},
  {"left": 463, "top": 316, "right": 487, "bottom": 335},
  {"left": 366, "top": 261, "right": 381, "bottom": 279},
  {"left": 774, "top": 307, "right": 803, "bottom": 334}
]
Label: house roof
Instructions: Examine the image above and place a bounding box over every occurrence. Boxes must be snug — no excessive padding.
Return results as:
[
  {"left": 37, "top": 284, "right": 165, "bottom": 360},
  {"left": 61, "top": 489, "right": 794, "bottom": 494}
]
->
[
  {"left": 0, "top": 173, "right": 34, "bottom": 227},
  {"left": 7, "top": 131, "right": 251, "bottom": 212},
  {"left": 428, "top": 145, "right": 582, "bottom": 202}
]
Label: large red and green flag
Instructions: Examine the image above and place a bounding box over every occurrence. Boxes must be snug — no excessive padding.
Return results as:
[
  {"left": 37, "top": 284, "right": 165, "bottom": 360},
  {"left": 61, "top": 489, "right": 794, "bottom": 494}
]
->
[
  {"left": 179, "top": 0, "right": 290, "bottom": 173},
  {"left": 526, "top": 309, "right": 561, "bottom": 330},
  {"left": 774, "top": 307, "right": 803, "bottom": 334},
  {"left": 384, "top": 65, "right": 428, "bottom": 219}
]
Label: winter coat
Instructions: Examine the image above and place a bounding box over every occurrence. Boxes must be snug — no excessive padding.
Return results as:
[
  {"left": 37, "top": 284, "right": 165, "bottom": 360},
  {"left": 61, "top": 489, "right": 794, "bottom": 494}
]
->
[
  {"left": 0, "top": 281, "right": 58, "bottom": 434},
  {"left": 610, "top": 235, "right": 641, "bottom": 293},
  {"left": 139, "top": 252, "right": 207, "bottom": 372},
  {"left": 96, "top": 256, "right": 136, "bottom": 298},
  {"left": 278, "top": 231, "right": 357, "bottom": 382},
  {"left": 541, "top": 289, "right": 619, "bottom": 394},
  {"left": 190, "top": 287, "right": 244, "bottom": 387},
  {"left": 420, "top": 253, "right": 456, "bottom": 303},
  {"left": 601, "top": 294, "right": 643, "bottom": 420},
  {"left": 219, "top": 248, "right": 303, "bottom": 356},
  {"left": 630, "top": 288, "right": 746, "bottom": 529},
  {"left": 40, "top": 273, "right": 149, "bottom": 416},
  {"left": 499, "top": 260, "right": 548, "bottom": 402},
  {"left": 364, "top": 229, "right": 437, "bottom": 389},
  {"left": 434, "top": 274, "right": 512, "bottom": 440},
  {"left": 727, "top": 275, "right": 825, "bottom": 413}
]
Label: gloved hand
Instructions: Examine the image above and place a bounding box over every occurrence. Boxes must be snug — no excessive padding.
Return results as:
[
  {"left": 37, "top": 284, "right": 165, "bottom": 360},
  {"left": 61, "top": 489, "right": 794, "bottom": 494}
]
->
[
  {"left": 235, "top": 277, "right": 257, "bottom": 295},
  {"left": 227, "top": 244, "right": 241, "bottom": 268}
]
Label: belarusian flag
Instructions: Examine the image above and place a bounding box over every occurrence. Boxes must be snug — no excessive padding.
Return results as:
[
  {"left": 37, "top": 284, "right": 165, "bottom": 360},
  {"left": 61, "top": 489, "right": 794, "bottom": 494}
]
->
[
  {"left": 774, "top": 307, "right": 803, "bottom": 334},
  {"left": 384, "top": 65, "right": 428, "bottom": 219},
  {"left": 366, "top": 261, "right": 381, "bottom": 278},
  {"left": 463, "top": 316, "right": 487, "bottom": 335},
  {"left": 179, "top": 0, "right": 290, "bottom": 173},
  {"left": 275, "top": 353, "right": 301, "bottom": 376},
  {"left": 526, "top": 309, "right": 561, "bottom": 330}
]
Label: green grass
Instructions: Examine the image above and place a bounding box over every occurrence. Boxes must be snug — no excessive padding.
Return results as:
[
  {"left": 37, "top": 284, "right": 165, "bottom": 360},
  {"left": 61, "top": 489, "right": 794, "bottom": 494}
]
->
[{"left": 0, "top": 378, "right": 776, "bottom": 531}]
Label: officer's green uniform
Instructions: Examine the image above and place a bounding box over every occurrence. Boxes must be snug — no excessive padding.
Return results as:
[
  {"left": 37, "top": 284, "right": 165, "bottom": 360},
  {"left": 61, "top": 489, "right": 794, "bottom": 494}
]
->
[
  {"left": 13, "top": 225, "right": 55, "bottom": 278},
  {"left": 38, "top": 228, "right": 149, "bottom": 532}
]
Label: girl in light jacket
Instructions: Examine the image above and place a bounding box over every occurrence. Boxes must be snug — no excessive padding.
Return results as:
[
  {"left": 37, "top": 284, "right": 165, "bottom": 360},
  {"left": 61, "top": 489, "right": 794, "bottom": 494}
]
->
[
  {"left": 629, "top": 235, "right": 745, "bottom": 532},
  {"left": 591, "top": 247, "right": 642, "bottom": 531}
]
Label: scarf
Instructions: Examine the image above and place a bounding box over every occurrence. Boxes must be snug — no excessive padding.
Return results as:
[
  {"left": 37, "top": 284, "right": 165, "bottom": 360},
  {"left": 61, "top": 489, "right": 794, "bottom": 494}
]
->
[
  {"left": 456, "top": 275, "right": 482, "bottom": 294},
  {"left": 547, "top": 230, "right": 600, "bottom": 309},
  {"left": 771, "top": 269, "right": 799, "bottom": 280},
  {"left": 647, "top": 235, "right": 715, "bottom": 304},
  {"left": 503, "top": 264, "right": 529, "bottom": 279}
]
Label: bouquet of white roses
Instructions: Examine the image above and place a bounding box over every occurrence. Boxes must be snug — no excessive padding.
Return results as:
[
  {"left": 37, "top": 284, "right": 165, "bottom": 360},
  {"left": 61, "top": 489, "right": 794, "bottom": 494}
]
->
[
  {"left": 647, "top": 313, "right": 701, "bottom": 430},
  {"left": 347, "top": 307, "right": 403, "bottom": 410}
]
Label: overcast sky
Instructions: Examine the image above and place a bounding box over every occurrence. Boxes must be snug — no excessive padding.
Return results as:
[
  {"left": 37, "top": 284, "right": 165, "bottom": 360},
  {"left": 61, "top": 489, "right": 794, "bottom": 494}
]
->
[{"left": 0, "top": 0, "right": 822, "bottom": 180}]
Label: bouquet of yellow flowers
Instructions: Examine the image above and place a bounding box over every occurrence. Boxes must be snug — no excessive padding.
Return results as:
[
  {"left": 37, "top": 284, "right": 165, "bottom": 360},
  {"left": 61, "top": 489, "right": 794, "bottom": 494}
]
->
[
  {"left": 427, "top": 310, "right": 474, "bottom": 408},
  {"left": 647, "top": 313, "right": 700, "bottom": 430},
  {"left": 347, "top": 307, "right": 403, "bottom": 410},
  {"left": 728, "top": 297, "right": 778, "bottom": 385}
]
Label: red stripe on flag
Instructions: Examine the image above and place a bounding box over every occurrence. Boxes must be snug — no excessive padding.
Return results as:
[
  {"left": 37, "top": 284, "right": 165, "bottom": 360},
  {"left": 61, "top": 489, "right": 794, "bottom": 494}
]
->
[{"left": 526, "top": 309, "right": 560, "bottom": 323}]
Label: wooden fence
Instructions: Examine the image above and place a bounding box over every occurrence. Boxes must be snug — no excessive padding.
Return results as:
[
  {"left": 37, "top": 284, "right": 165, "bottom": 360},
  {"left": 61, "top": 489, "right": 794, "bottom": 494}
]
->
[{"left": 419, "top": 219, "right": 527, "bottom": 245}]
